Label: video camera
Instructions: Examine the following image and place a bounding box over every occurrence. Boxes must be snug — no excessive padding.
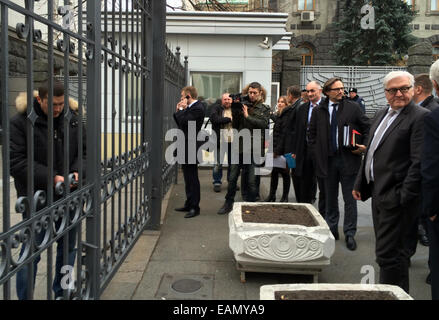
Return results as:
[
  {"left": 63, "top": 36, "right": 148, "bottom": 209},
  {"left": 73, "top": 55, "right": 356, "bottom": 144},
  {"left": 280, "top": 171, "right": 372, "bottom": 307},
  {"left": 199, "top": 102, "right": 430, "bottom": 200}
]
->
[{"left": 229, "top": 93, "right": 253, "bottom": 113}]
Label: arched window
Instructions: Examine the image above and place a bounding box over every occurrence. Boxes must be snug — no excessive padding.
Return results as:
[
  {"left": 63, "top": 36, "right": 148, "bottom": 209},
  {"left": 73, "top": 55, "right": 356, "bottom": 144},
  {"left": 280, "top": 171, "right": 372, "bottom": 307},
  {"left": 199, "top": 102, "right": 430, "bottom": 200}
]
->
[
  {"left": 298, "top": 44, "right": 314, "bottom": 65},
  {"left": 433, "top": 44, "right": 439, "bottom": 61}
]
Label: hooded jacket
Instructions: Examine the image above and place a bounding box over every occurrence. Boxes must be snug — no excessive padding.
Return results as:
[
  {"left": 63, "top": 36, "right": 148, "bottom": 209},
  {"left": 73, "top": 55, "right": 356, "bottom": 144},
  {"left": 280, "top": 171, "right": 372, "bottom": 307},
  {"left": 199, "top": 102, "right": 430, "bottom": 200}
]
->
[{"left": 10, "top": 91, "right": 86, "bottom": 198}]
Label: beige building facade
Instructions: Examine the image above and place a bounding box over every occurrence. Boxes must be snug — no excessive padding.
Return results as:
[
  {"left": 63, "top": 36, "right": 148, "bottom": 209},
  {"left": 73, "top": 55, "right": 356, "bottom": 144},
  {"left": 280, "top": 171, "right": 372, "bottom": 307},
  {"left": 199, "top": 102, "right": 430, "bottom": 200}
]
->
[{"left": 183, "top": 0, "right": 439, "bottom": 64}]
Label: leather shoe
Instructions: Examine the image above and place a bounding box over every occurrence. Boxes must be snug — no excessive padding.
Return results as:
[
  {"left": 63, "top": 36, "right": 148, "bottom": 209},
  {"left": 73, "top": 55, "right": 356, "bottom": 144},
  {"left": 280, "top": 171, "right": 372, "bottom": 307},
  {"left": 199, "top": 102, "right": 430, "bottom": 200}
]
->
[
  {"left": 213, "top": 184, "right": 221, "bottom": 193},
  {"left": 419, "top": 234, "right": 429, "bottom": 246},
  {"left": 184, "top": 209, "right": 200, "bottom": 218},
  {"left": 175, "top": 206, "right": 190, "bottom": 212},
  {"left": 346, "top": 236, "right": 357, "bottom": 251},
  {"left": 218, "top": 201, "right": 233, "bottom": 215},
  {"left": 331, "top": 228, "right": 339, "bottom": 240}
]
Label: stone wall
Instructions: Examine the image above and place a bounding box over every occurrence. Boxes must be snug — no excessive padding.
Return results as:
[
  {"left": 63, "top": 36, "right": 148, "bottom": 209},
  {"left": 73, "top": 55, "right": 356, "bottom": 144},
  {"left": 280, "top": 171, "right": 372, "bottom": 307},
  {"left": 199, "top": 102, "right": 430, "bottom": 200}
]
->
[
  {"left": 1, "top": 29, "right": 84, "bottom": 119},
  {"left": 407, "top": 41, "right": 434, "bottom": 75}
]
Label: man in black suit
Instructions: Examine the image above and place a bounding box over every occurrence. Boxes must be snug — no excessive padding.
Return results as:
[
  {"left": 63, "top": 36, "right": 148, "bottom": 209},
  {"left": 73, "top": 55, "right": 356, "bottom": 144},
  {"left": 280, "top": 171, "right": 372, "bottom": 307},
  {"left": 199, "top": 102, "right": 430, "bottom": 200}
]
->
[
  {"left": 291, "top": 81, "right": 325, "bottom": 215},
  {"left": 421, "top": 59, "right": 439, "bottom": 299},
  {"left": 353, "top": 71, "right": 429, "bottom": 292},
  {"left": 308, "top": 78, "right": 370, "bottom": 250},
  {"left": 412, "top": 74, "right": 439, "bottom": 248},
  {"left": 173, "top": 86, "right": 205, "bottom": 218}
]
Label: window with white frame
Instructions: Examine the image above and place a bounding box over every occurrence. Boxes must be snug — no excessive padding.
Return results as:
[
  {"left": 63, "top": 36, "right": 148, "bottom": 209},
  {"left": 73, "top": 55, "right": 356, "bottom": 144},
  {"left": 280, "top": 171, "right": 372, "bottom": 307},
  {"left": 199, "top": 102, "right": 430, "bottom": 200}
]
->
[{"left": 432, "top": 0, "right": 439, "bottom": 11}]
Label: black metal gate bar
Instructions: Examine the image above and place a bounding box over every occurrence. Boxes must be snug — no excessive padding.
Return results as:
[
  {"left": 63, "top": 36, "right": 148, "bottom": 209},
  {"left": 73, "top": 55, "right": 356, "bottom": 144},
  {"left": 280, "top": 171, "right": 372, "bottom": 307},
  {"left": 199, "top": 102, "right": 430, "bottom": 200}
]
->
[
  {"left": 1, "top": 0, "right": 183, "bottom": 300},
  {"left": 1, "top": 1, "right": 11, "bottom": 300}
]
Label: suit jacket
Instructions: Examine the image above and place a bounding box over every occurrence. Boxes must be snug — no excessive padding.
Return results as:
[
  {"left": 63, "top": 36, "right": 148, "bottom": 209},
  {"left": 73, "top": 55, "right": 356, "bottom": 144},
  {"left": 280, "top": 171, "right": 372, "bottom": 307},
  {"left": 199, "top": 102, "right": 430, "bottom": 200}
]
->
[
  {"left": 292, "top": 101, "right": 312, "bottom": 176},
  {"left": 421, "top": 107, "right": 439, "bottom": 218},
  {"left": 173, "top": 100, "right": 205, "bottom": 164},
  {"left": 308, "top": 97, "right": 370, "bottom": 178},
  {"left": 354, "top": 101, "right": 429, "bottom": 208},
  {"left": 420, "top": 95, "right": 439, "bottom": 112}
]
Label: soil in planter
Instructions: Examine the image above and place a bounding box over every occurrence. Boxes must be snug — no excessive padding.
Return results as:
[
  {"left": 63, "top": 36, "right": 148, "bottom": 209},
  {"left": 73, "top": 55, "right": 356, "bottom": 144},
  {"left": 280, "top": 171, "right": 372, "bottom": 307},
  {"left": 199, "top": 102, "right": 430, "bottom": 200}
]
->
[
  {"left": 274, "top": 290, "right": 397, "bottom": 300},
  {"left": 241, "top": 205, "right": 318, "bottom": 227}
]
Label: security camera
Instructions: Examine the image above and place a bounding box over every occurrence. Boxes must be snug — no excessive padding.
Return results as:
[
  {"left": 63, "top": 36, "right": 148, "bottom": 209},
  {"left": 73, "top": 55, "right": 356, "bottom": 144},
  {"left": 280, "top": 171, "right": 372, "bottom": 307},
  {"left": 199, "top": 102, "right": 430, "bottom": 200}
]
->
[{"left": 258, "top": 37, "right": 270, "bottom": 49}]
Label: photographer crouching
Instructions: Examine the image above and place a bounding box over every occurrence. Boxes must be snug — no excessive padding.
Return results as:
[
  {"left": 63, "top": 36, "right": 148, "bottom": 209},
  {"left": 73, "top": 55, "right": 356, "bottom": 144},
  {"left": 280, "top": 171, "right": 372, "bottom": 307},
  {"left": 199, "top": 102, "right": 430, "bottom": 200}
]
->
[{"left": 217, "top": 82, "right": 270, "bottom": 215}]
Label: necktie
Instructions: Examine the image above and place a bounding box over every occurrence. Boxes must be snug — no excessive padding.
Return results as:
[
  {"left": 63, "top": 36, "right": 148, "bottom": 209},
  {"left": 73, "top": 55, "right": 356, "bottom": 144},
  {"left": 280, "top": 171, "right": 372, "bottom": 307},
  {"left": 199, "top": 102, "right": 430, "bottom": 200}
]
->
[
  {"left": 365, "top": 109, "right": 397, "bottom": 183},
  {"left": 330, "top": 103, "right": 338, "bottom": 154}
]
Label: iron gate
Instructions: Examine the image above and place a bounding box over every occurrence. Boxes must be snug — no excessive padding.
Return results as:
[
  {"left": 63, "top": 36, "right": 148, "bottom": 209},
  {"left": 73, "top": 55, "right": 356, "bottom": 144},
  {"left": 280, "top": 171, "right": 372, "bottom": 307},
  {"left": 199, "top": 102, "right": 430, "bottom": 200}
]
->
[
  {"left": 0, "top": 0, "right": 183, "bottom": 300},
  {"left": 301, "top": 65, "right": 407, "bottom": 117}
]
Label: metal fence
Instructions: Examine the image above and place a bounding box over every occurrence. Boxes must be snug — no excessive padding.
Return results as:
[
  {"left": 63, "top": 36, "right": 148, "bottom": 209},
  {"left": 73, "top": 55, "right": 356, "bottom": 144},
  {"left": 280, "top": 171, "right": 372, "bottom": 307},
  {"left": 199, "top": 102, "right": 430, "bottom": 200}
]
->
[
  {"left": 0, "top": 0, "right": 184, "bottom": 300},
  {"left": 301, "top": 65, "right": 407, "bottom": 117}
]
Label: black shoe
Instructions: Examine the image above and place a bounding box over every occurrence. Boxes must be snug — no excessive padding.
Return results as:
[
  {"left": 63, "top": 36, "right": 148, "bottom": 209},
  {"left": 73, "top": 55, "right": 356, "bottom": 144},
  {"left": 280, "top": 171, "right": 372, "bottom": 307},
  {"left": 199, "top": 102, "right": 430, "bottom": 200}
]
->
[
  {"left": 280, "top": 195, "right": 288, "bottom": 202},
  {"left": 255, "top": 195, "right": 261, "bottom": 202},
  {"left": 346, "top": 236, "right": 357, "bottom": 251},
  {"left": 419, "top": 234, "right": 429, "bottom": 246},
  {"left": 175, "top": 206, "right": 190, "bottom": 212},
  {"left": 264, "top": 195, "right": 276, "bottom": 202},
  {"left": 218, "top": 201, "right": 233, "bottom": 215},
  {"left": 184, "top": 209, "right": 200, "bottom": 218},
  {"left": 418, "top": 224, "right": 430, "bottom": 246},
  {"left": 426, "top": 273, "right": 431, "bottom": 285},
  {"left": 331, "top": 229, "right": 339, "bottom": 240},
  {"left": 213, "top": 184, "right": 221, "bottom": 193}
]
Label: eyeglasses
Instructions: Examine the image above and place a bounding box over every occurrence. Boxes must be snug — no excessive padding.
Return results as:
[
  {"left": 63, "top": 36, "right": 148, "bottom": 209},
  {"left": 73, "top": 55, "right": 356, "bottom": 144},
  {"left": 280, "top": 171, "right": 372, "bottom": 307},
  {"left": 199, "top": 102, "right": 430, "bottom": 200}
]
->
[
  {"left": 327, "top": 87, "right": 345, "bottom": 92},
  {"left": 384, "top": 86, "right": 412, "bottom": 95}
]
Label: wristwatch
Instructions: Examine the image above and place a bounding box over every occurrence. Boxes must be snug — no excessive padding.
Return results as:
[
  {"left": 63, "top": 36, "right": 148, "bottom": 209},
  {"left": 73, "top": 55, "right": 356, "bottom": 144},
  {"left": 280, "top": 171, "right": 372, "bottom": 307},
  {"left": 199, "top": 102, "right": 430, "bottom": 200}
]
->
[{"left": 179, "top": 107, "right": 184, "bottom": 111}]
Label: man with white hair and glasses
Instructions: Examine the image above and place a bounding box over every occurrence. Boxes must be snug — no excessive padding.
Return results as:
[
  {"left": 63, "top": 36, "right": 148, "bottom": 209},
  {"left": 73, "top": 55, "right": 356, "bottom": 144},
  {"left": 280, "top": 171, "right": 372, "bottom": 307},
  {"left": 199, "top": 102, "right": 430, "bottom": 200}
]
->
[
  {"left": 353, "top": 71, "right": 429, "bottom": 293},
  {"left": 421, "top": 59, "right": 439, "bottom": 299}
]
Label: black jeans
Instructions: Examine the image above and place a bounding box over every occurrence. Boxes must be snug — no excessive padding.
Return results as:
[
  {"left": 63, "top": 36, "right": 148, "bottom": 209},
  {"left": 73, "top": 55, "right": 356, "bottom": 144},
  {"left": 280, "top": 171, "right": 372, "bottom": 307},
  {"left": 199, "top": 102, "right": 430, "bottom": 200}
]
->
[{"left": 225, "top": 160, "right": 256, "bottom": 203}]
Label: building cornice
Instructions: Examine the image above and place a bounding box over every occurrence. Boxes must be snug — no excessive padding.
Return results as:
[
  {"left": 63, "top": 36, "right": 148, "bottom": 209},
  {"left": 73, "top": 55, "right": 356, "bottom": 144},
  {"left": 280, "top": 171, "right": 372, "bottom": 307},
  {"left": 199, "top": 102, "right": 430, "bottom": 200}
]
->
[{"left": 166, "top": 11, "right": 289, "bottom": 45}]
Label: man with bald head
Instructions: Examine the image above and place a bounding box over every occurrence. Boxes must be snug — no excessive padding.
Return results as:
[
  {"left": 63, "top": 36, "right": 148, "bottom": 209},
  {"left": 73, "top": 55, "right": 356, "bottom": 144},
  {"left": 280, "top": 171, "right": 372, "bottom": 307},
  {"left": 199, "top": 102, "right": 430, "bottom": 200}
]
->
[
  {"left": 291, "top": 81, "right": 325, "bottom": 216},
  {"left": 353, "top": 71, "right": 429, "bottom": 293},
  {"left": 209, "top": 93, "right": 233, "bottom": 192}
]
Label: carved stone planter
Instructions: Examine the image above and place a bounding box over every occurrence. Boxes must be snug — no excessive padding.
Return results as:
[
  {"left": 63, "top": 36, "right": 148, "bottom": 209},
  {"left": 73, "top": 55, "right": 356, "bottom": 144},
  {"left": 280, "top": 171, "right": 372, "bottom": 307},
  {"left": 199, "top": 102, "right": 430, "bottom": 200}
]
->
[
  {"left": 228, "top": 202, "right": 335, "bottom": 282},
  {"left": 260, "top": 283, "right": 413, "bottom": 300}
]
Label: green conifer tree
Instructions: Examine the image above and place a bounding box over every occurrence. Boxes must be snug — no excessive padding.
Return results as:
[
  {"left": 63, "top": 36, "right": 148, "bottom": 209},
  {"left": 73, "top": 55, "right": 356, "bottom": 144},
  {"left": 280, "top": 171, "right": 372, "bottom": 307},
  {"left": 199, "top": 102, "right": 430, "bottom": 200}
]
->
[{"left": 333, "top": 0, "right": 416, "bottom": 65}]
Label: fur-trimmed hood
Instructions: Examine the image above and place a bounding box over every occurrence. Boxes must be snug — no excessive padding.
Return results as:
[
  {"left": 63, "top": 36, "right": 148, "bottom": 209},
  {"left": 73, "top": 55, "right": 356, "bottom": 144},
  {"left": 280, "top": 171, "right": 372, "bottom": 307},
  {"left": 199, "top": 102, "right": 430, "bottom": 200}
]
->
[{"left": 15, "top": 91, "right": 79, "bottom": 114}]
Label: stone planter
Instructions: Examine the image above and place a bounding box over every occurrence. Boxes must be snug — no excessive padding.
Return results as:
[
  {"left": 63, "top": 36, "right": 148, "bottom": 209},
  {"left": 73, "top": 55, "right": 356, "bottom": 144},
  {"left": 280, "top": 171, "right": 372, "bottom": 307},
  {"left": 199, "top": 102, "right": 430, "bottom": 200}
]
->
[
  {"left": 260, "top": 283, "right": 413, "bottom": 300},
  {"left": 228, "top": 202, "right": 335, "bottom": 282}
]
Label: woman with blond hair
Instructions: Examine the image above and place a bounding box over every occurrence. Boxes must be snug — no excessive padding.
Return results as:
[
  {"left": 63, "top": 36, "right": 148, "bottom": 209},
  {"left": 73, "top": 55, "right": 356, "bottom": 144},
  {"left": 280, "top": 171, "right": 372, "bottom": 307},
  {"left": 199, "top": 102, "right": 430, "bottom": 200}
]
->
[{"left": 265, "top": 96, "right": 293, "bottom": 202}]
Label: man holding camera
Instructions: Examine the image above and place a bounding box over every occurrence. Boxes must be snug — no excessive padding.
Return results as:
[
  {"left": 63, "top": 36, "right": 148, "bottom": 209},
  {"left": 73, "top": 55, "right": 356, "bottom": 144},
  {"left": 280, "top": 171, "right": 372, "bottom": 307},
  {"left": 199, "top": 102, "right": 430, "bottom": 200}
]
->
[{"left": 217, "top": 82, "right": 270, "bottom": 215}]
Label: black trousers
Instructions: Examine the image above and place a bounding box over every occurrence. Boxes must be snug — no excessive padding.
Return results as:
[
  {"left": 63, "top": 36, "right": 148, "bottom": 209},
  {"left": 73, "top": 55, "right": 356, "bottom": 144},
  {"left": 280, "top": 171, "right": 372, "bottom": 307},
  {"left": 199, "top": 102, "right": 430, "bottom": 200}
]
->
[
  {"left": 269, "top": 167, "right": 290, "bottom": 197},
  {"left": 371, "top": 185, "right": 419, "bottom": 293},
  {"left": 325, "top": 155, "right": 357, "bottom": 237},
  {"left": 295, "top": 150, "right": 317, "bottom": 204},
  {"left": 182, "top": 164, "right": 200, "bottom": 210},
  {"left": 428, "top": 218, "right": 439, "bottom": 300}
]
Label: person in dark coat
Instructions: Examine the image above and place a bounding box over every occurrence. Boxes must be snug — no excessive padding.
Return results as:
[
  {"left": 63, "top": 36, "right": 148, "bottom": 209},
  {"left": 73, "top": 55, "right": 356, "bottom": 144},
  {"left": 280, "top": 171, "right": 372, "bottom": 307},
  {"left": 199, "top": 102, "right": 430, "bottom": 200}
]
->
[
  {"left": 309, "top": 78, "right": 370, "bottom": 250},
  {"left": 173, "top": 86, "right": 205, "bottom": 218},
  {"left": 265, "top": 96, "right": 293, "bottom": 202},
  {"left": 291, "top": 81, "right": 325, "bottom": 215},
  {"left": 209, "top": 93, "right": 233, "bottom": 192},
  {"left": 348, "top": 87, "right": 366, "bottom": 114},
  {"left": 411, "top": 73, "right": 439, "bottom": 251},
  {"left": 353, "top": 71, "right": 429, "bottom": 293},
  {"left": 285, "top": 86, "right": 302, "bottom": 202},
  {"left": 217, "top": 82, "right": 270, "bottom": 215},
  {"left": 10, "top": 80, "right": 86, "bottom": 299},
  {"left": 421, "top": 59, "right": 439, "bottom": 299}
]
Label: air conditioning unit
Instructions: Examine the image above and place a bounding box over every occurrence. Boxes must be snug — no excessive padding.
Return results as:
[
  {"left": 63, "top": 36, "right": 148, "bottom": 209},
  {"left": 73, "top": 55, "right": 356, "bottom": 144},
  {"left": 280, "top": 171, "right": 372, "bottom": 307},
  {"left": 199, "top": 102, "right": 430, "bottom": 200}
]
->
[{"left": 301, "top": 11, "right": 315, "bottom": 22}]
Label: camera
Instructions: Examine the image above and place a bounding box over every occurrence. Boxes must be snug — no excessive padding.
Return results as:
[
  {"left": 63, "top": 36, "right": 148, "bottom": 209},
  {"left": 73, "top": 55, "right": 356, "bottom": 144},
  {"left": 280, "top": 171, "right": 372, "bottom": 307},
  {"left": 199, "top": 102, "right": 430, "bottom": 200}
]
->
[{"left": 229, "top": 93, "right": 253, "bottom": 113}]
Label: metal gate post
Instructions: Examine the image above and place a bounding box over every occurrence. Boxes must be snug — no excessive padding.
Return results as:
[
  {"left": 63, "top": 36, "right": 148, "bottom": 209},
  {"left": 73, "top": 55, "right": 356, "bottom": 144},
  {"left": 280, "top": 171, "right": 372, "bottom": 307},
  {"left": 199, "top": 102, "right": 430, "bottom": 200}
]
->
[
  {"left": 85, "top": 0, "right": 102, "bottom": 299},
  {"left": 145, "top": 0, "right": 166, "bottom": 230}
]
